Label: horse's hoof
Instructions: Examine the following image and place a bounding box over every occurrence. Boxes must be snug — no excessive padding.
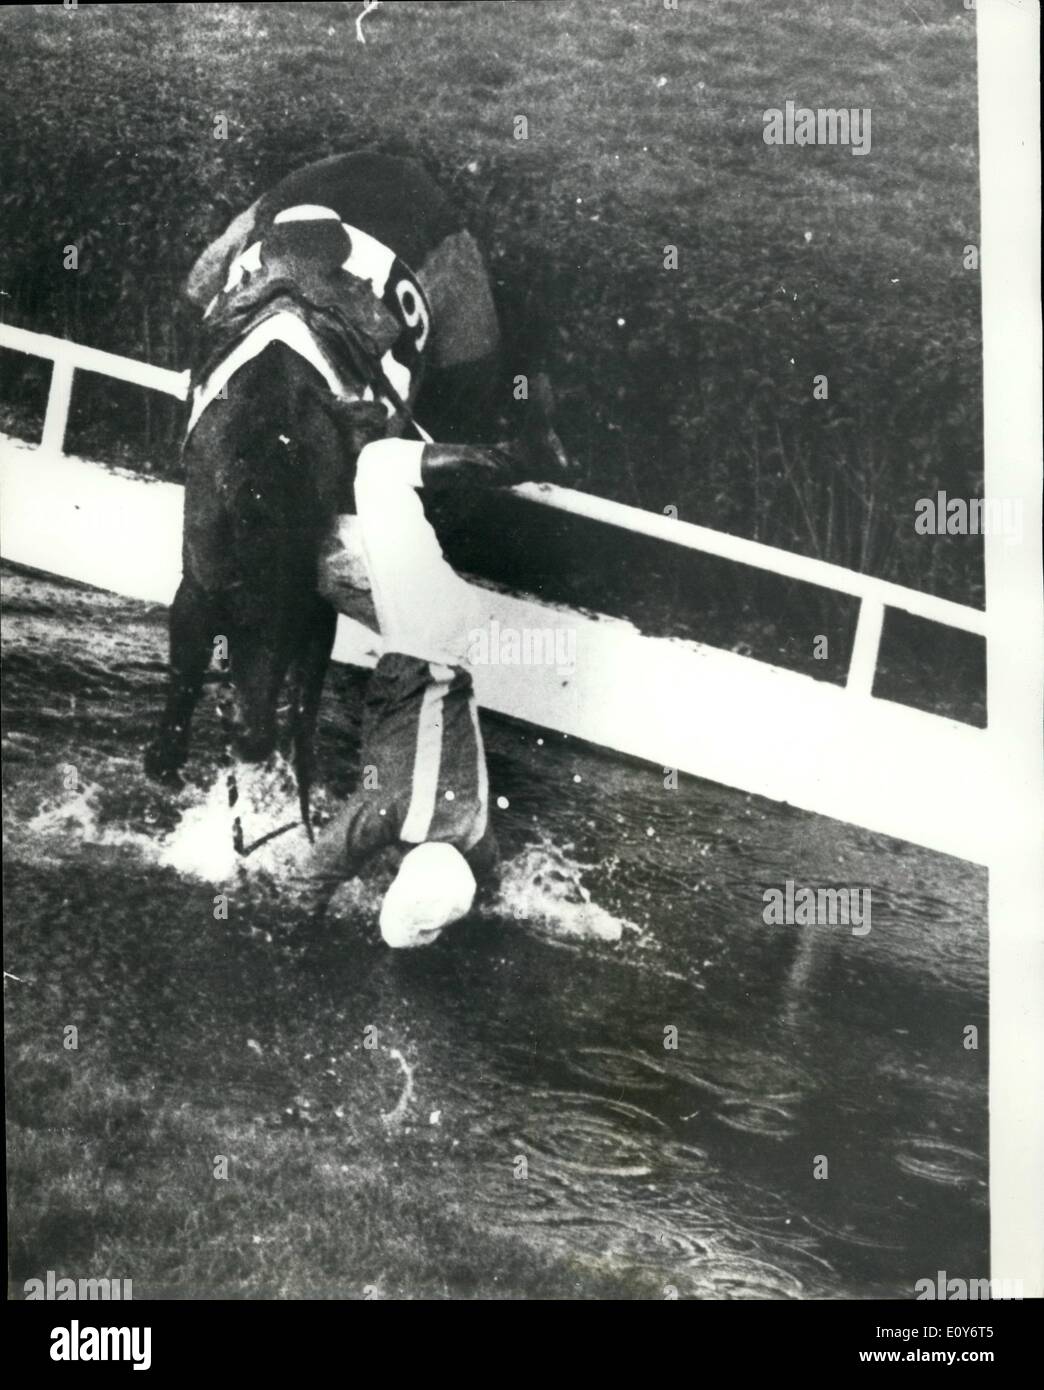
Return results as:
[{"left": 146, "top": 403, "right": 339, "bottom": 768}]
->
[{"left": 144, "top": 742, "right": 184, "bottom": 788}]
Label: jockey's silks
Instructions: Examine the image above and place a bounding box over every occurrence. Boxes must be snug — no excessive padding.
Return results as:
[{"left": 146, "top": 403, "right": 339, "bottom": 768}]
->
[
  {"left": 252, "top": 153, "right": 462, "bottom": 290},
  {"left": 198, "top": 208, "right": 432, "bottom": 423},
  {"left": 188, "top": 153, "right": 499, "bottom": 398},
  {"left": 352, "top": 437, "right": 480, "bottom": 666}
]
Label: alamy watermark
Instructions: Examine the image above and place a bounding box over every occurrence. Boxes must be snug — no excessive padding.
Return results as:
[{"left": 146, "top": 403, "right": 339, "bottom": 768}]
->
[
  {"left": 914, "top": 1271, "right": 1023, "bottom": 1301},
  {"left": 25, "top": 1271, "right": 133, "bottom": 1300},
  {"left": 49, "top": 1322, "right": 151, "bottom": 1371},
  {"left": 27, "top": 1273, "right": 150, "bottom": 1371},
  {"left": 762, "top": 879, "right": 871, "bottom": 935},
  {"left": 467, "top": 620, "right": 576, "bottom": 673},
  {"left": 915, "top": 492, "right": 1023, "bottom": 545},
  {"left": 763, "top": 101, "right": 871, "bottom": 156}
]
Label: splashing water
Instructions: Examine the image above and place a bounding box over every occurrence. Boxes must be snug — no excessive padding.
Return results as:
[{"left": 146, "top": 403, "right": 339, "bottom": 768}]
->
[
  {"left": 160, "top": 777, "right": 632, "bottom": 949},
  {"left": 159, "top": 754, "right": 319, "bottom": 883},
  {"left": 18, "top": 754, "right": 320, "bottom": 887},
  {"left": 316, "top": 836, "right": 630, "bottom": 947},
  {"left": 159, "top": 764, "right": 631, "bottom": 946},
  {"left": 23, "top": 758, "right": 628, "bottom": 948},
  {"left": 490, "top": 836, "right": 636, "bottom": 944}
]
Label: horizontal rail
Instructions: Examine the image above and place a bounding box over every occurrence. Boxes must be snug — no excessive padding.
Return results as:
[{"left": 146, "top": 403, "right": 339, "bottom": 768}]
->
[
  {"left": 0, "top": 323, "right": 988, "bottom": 658},
  {"left": 0, "top": 323, "right": 190, "bottom": 399},
  {"left": 514, "top": 482, "right": 988, "bottom": 638}
]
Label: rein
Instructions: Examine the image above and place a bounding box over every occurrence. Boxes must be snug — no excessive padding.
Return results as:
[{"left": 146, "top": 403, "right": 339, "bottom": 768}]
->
[
  {"left": 191, "top": 285, "right": 433, "bottom": 442},
  {"left": 226, "top": 765, "right": 303, "bottom": 860}
]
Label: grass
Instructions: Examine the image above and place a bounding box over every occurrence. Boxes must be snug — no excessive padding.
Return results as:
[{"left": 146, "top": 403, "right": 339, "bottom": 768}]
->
[
  {"left": 1, "top": 0, "right": 983, "bottom": 600},
  {"left": 7, "top": 1025, "right": 663, "bottom": 1299}
]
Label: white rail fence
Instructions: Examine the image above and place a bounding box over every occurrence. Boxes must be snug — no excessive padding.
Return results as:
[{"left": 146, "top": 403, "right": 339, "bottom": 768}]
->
[
  {"left": 0, "top": 321, "right": 988, "bottom": 699},
  {"left": 0, "top": 324, "right": 997, "bottom": 863},
  {"left": 0, "top": 323, "right": 190, "bottom": 455}
]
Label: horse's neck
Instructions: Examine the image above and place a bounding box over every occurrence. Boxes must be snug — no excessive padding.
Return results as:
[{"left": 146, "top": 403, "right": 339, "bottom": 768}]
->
[{"left": 187, "top": 312, "right": 364, "bottom": 438}]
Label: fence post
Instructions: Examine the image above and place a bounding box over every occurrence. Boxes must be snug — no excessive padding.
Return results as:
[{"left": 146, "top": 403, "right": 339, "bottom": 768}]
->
[
  {"left": 847, "top": 597, "right": 885, "bottom": 695},
  {"left": 40, "top": 357, "right": 74, "bottom": 456}
]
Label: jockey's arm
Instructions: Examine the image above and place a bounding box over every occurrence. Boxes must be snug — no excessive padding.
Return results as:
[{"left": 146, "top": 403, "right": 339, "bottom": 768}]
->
[
  {"left": 356, "top": 373, "right": 574, "bottom": 496},
  {"left": 351, "top": 420, "right": 573, "bottom": 667},
  {"left": 355, "top": 439, "right": 556, "bottom": 499}
]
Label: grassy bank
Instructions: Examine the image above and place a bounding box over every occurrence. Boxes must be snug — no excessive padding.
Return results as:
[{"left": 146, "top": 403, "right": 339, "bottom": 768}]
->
[{"left": 1, "top": 0, "right": 983, "bottom": 602}]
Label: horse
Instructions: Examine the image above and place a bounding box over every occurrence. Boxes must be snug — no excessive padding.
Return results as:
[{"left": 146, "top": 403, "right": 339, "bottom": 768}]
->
[{"left": 143, "top": 153, "right": 504, "bottom": 843}]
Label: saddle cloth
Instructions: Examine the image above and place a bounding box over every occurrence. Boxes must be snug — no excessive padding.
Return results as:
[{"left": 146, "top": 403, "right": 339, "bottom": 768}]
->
[
  {"left": 191, "top": 207, "right": 432, "bottom": 429},
  {"left": 187, "top": 153, "right": 500, "bottom": 422}
]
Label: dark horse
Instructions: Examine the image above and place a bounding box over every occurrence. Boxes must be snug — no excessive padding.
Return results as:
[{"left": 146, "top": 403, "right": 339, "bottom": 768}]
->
[
  {"left": 144, "top": 153, "right": 504, "bottom": 839},
  {"left": 143, "top": 339, "right": 381, "bottom": 837}
]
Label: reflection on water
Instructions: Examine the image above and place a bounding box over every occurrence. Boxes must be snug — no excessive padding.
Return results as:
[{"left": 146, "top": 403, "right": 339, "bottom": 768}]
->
[
  {"left": 2, "top": 567, "right": 989, "bottom": 1298},
  {"left": 893, "top": 1138, "right": 987, "bottom": 1189}
]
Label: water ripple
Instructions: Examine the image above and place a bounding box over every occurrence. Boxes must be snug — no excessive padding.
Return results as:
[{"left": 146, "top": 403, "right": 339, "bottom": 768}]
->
[
  {"left": 715, "top": 1096, "right": 798, "bottom": 1140},
  {"left": 508, "top": 1090, "right": 667, "bottom": 1178},
  {"left": 563, "top": 1046, "right": 672, "bottom": 1092},
  {"left": 893, "top": 1137, "right": 986, "bottom": 1189},
  {"left": 683, "top": 1254, "right": 807, "bottom": 1300}
]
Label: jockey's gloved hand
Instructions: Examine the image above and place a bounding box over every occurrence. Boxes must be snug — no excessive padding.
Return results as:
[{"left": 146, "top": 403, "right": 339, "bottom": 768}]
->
[
  {"left": 419, "top": 442, "right": 527, "bottom": 489},
  {"left": 418, "top": 376, "right": 576, "bottom": 490}
]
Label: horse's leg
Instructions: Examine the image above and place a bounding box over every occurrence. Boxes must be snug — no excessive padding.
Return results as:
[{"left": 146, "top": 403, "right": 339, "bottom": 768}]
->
[
  {"left": 215, "top": 614, "right": 292, "bottom": 856},
  {"left": 225, "top": 615, "right": 295, "bottom": 765},
  {"left": 285, "top": 594, "right": 338, "bottom": 842},
  {"left": 144, "top": 576, "right": 216, "bottom": 785}
]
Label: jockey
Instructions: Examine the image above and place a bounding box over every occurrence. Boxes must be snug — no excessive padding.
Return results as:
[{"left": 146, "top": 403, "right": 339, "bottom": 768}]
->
[{"left": 309, "top": 384, "right": 572, "bottom": 948}]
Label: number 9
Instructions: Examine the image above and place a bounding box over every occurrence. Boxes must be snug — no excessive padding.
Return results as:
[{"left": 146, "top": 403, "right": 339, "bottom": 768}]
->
[{"left": 394, "top": 279, "right": 430, "bottom": 352}]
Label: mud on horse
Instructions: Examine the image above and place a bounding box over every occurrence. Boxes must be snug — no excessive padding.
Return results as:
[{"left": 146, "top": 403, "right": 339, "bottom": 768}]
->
[{"left": 143, "top": 152, "right": 508, "bottom": 841}]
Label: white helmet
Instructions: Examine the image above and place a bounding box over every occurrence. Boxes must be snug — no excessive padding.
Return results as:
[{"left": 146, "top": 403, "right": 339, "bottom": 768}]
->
[{"left": 379, "top": 842, "right": 477, "bottom": 949}]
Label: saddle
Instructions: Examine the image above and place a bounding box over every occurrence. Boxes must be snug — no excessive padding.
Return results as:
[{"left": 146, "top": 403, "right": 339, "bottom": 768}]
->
[{"left": 190, "top": 210, "right": 434, "bottom": 436}]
